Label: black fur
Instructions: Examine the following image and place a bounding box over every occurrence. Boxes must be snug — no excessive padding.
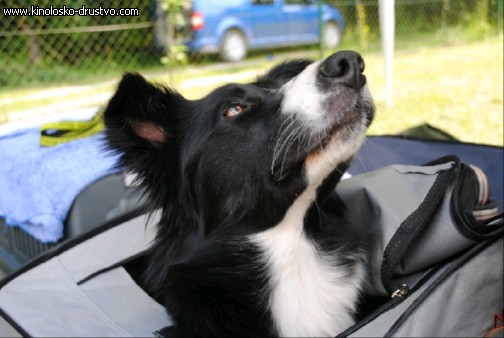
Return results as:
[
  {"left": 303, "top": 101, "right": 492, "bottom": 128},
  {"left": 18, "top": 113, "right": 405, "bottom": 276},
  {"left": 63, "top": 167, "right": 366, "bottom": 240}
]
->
[{"left": 103, "top": 53, "right": 373, "bottom": 336}]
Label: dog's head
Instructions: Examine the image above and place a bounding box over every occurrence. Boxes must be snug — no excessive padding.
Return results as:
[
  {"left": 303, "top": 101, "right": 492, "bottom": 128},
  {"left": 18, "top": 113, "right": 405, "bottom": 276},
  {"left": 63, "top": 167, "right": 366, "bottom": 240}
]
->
[{"left": 104, "top": 51, "right": 374, "bottom": 234}]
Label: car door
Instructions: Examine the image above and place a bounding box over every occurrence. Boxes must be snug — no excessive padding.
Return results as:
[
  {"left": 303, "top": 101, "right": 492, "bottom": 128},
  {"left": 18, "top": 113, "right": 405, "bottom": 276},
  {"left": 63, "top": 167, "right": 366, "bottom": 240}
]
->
[
  {"left": 247, "top": 0, "right": 290, "bottom": 47},
  {"left": 282, "top": 0, "right": 319, "bottom": 44}
]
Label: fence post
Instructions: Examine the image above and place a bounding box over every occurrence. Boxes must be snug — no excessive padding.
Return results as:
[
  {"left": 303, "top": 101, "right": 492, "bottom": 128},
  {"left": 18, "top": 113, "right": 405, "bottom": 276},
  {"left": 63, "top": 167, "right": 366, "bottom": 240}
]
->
[
  {"left": 498, "top": 0, "right": 503, "bottom": 31},
  {"left": 379, "top": 0, "right": 395, "bottom": 108},
  {"left": 318, "top": 0, "right": 325, "bottom": 59}
]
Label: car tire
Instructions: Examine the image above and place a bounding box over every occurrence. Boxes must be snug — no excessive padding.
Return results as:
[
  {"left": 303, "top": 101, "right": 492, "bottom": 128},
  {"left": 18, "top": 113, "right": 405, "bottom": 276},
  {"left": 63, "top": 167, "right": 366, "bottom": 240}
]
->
[
  {"left": 322, "top": 21, "right": 342, "bottom": 49},
  {"left": 220, "top": 29, "right": 247, "bottom": 62}
]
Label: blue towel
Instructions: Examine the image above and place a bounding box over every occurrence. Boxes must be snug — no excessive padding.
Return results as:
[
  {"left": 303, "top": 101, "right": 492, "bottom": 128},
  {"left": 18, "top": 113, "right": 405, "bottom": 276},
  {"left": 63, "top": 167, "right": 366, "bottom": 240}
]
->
[{"left": 0, "top": 128, "right": 119, "bottom": 243}]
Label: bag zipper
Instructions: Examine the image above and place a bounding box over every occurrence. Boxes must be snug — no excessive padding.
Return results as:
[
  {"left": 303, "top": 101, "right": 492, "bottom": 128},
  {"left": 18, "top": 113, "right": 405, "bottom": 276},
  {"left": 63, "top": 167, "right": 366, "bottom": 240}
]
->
[
  {"left": 337, "top": 239, "right": 495, "bottom": 337},
  {"left": 391, "top": 284, "right": 410, "bottom": 299},
  {"left": 385, "top": 237, "right": 502, "bottom": 336},
  {"left": 380, "top": 158, "right": 458, "bottom": 295}
]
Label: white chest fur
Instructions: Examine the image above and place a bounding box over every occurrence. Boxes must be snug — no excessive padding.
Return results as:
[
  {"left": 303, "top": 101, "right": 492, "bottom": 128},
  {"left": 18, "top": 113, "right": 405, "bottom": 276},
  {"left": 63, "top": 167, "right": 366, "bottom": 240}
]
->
[{"left": 250, "top": 186, "right": 364, "bottom": 337}]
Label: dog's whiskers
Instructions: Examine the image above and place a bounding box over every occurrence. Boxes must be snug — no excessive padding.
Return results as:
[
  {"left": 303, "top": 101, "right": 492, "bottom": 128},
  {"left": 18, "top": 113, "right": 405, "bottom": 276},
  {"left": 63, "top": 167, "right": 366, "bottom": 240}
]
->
[
  {"left": 273, "top": 124, "right": 304, "bottom": 178},
  {"left": 272, "top": 116, "right": 301, "bottom": 167},
  {"left": 272, "top": 117, "right": 297, "bottom": 163},
  {"left": 355, "top": 136, "right": 371, "bottom": 172},
  {"left": 278, "top": 124, "right": 305, "bottom": 177}
]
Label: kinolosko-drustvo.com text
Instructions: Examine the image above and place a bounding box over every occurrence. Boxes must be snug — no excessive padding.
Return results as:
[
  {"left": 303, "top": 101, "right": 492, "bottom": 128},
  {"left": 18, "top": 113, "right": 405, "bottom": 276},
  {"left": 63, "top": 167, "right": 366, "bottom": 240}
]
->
[{"left": 3, "top": 5, "right": 139, "bottom": 17}]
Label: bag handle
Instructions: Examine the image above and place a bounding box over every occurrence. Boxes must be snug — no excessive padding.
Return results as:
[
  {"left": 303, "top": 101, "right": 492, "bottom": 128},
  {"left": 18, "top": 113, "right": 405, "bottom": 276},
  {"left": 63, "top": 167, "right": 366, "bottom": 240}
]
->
[
  {"left": 451, "top": 164, "right": 504, "bottom": 240},
  {"left": 379, "top": 155, "right": 504, "bottom": 297},
  {"left": 379, "top": 157, "right": 457, "bottom": 296}
]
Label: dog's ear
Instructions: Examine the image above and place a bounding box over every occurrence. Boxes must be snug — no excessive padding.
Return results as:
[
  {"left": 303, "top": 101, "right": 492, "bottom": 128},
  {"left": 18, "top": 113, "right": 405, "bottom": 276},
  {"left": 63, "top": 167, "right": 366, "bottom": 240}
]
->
[
  {"left": 103, "top": 74, "right": 186, "bottom": 207},
  {"left": 104, "top": 73, "right": 186, "bottom": 149}
]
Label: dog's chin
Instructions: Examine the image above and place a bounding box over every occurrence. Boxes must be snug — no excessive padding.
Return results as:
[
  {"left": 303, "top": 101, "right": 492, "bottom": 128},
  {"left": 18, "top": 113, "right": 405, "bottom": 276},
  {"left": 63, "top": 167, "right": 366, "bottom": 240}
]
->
[
  {"left": 303, "top": 92, "right": 373, "bottom": 186},
  {"left": 303, "top": 120, "right": 367, "bottom": 186}
]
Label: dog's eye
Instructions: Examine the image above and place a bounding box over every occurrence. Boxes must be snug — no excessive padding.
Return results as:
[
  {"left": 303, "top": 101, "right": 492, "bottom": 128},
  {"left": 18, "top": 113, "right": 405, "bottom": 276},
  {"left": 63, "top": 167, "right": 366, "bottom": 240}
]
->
[{"left": 224, "top": 104, "right": 244, "bottom": 118}]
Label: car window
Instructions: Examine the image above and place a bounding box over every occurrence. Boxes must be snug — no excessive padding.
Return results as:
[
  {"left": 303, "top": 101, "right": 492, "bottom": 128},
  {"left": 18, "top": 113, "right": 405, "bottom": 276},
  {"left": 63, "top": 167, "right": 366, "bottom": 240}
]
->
[
  {"left": 252, "top": 0, "right": 274, "bottom": 5},
  {"left": 285, "top": 0, "right": 313, "bottom": 4}
]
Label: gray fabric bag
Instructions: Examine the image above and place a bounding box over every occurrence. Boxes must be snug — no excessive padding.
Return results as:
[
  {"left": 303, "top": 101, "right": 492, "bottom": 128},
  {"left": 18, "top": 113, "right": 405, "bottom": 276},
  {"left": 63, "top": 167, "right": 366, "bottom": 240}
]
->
[
  {"left": 336, "top": 155, "right": 503, "bottom": 337},
  {"left": 0, "top": 156, "right": 502, "bottom": 337}
]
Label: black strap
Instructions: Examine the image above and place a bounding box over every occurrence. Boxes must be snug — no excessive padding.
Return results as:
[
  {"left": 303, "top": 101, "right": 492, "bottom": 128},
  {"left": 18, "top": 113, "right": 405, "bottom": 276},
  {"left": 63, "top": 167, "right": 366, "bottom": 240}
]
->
[
  {"left": 0, "top": 307, "right": 30, "bottom": 338},
  {"left": 380, "top": 161, "right": 457, "bottom": 295},
  {"left": 153, "top": 325, "right": 179, "bottom": 338},
  {"left": 77, "top": 249, "right": 150, "bottom": 285},
  {"left": 0, "top": 208, "right": 146, "bottom": 289},
  {"left": 385, "top": 236, "right": 503, "bottom": 336}
]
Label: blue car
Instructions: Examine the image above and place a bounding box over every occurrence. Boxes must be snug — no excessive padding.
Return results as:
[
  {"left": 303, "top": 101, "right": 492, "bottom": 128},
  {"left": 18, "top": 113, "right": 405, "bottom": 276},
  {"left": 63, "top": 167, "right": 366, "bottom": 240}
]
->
[{"left": 184, "top": 0, "right": 345, "bottom": 62}]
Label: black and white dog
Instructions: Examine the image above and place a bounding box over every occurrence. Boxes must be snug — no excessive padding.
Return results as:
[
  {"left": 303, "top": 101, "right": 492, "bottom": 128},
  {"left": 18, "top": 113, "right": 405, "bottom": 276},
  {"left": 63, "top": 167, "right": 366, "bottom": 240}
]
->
[{"left": 103, "top": 51, "right": 374, "bottom": 337}]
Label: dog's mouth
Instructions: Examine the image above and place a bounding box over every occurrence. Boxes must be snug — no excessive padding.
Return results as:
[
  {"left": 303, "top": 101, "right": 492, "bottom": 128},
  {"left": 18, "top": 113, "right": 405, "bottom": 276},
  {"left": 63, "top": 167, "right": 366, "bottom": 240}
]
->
[
  {"left": 270, "top": 104, "right": 371, "bottom": 182},
  {"left": 313, "top": 104, "right": 372, "bottom": 150},
  {"left": 271, "top": 51, "right": 374, "bottom": 183}
]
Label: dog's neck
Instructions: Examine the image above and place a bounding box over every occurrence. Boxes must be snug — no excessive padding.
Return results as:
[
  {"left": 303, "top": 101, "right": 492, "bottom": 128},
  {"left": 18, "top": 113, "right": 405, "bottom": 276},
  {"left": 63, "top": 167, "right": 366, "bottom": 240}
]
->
[{"left": 249, "top": 180, "right": 362, "bottom": 336}]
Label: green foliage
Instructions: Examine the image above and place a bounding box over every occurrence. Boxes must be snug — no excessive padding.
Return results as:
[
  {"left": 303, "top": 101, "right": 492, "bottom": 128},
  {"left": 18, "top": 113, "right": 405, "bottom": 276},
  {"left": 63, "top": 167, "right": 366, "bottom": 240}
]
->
[
  {"left": 331, "top": 0, "right": 499, "bottom": 52},
  {"left": 159, "top": 0, "right": 189, "bottom": 26},
  {"left": 161, "top": 44, "right": 188, "bottom": 67},
  {"left": 355, "top": 0, "right": 370, "bottom": 49},
  {"left": 1, "top": 0, "right": 157, "bottom": 87},
  {"left": 157, "top": 0, "right": 190, "bottom": 68},
  {"left": 0, "top": 0, "right": 501, "bottom": 89}
]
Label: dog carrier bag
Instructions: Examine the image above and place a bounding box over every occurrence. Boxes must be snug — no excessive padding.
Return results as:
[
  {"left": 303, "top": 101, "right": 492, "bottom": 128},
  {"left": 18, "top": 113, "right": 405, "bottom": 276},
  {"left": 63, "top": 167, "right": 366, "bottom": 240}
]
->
[{"left": 0, "top": 137, "right": 502, "bottom": 337}]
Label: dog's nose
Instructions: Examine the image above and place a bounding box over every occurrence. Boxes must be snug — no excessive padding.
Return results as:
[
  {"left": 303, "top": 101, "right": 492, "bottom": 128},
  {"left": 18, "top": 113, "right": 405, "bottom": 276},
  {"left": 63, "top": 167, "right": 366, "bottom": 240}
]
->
[{"left": 319, "top": 51, "right": 366, "bottom": 89}]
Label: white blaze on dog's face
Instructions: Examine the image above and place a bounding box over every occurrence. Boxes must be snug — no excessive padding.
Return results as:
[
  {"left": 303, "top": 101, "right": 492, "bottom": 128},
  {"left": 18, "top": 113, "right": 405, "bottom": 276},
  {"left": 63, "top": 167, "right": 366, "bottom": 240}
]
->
[
  {"left": 276, "top": 53, "right": 374, "bottom": 187},
  {"left": 253, "top": 51, "right": 374, "bottom": 337}
]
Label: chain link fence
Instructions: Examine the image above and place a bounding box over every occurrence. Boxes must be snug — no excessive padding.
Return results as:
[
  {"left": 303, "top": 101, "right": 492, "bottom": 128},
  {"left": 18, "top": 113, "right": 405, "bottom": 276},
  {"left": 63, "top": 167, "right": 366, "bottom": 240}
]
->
[
  {"left": 1, "top": 0, "right": 502, "bottom": 123},
  {"left": 1, "top": 0, "right": 159, "bottom": 88}
]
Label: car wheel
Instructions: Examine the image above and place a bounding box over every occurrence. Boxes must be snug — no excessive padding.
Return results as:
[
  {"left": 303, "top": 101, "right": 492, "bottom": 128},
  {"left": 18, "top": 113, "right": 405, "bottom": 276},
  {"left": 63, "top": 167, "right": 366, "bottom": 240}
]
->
[
  {"left": 322, "top": 21, "right": 342, "bottom": 49},
  {"left": 220, "top": 29, "right": 247, "bottom": 62}
]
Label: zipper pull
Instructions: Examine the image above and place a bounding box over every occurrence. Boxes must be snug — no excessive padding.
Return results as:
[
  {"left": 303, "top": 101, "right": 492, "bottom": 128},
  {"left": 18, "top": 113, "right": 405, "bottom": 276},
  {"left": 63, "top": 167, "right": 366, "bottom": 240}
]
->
[{"left": 391, "top": 283, "right": 410, "bottom": 299}]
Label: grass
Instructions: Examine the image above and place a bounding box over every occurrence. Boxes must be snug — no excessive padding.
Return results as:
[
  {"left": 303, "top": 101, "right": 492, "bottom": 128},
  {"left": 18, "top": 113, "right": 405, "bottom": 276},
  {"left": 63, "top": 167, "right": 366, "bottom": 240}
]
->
[
  {"left": 362, "top": 34, "right": 503, "bottom": 146},
  {"left": 1, "top": 32, "right": 502, "bottom": 146},
  {"left": 173, "top": 34, "right": 504, "bottom": 146}
]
